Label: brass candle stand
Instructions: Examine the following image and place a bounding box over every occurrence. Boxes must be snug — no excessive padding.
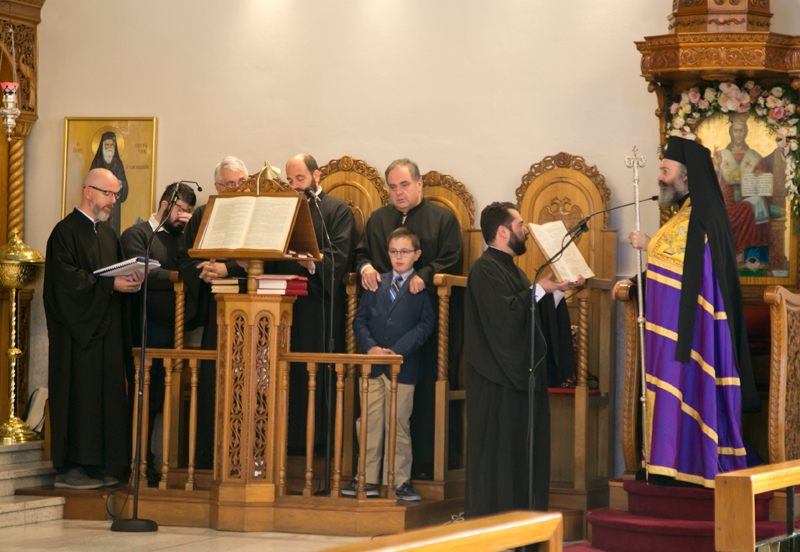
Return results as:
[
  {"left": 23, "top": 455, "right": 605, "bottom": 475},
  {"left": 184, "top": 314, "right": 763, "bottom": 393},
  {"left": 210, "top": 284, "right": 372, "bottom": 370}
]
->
[{"left": 0, "top": 232, "right": 44, "bottom": 443}]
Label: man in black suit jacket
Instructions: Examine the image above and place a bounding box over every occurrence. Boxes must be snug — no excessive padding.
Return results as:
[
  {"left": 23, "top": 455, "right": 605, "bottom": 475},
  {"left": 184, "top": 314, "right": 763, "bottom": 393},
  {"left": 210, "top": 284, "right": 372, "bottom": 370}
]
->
[{"left": 348, "top": 227, "right": 434, "bottom": 501}]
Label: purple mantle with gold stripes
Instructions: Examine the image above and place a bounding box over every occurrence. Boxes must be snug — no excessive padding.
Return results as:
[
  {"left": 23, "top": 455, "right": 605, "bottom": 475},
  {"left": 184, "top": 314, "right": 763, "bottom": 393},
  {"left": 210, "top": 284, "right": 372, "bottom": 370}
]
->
[{"left": 644, "top": 198, "right": 747, "bottom": 488}]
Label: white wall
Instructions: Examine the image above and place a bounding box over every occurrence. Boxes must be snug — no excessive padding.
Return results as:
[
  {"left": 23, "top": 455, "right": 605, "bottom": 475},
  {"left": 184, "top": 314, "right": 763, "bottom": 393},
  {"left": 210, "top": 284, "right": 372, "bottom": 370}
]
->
[{"left": 23, "top": 0, "right": 800, "bottom": 477}]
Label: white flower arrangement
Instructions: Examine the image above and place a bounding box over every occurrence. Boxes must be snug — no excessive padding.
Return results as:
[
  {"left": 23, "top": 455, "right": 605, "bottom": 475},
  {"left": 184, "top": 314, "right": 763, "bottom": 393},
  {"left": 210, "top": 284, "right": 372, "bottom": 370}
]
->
[{"left": 664, "top": 81, "right": 800, "bottom": 218}]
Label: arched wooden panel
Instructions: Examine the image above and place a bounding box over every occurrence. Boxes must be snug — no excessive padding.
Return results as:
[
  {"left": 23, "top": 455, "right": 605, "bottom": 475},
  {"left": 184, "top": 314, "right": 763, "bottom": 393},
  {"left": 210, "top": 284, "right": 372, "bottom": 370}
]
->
[
  {"left": 422, "top": 170, "right": 481, "bottom": 275},
  {"left": 319, "top": 156, "right": 387, "bottom": 245}
]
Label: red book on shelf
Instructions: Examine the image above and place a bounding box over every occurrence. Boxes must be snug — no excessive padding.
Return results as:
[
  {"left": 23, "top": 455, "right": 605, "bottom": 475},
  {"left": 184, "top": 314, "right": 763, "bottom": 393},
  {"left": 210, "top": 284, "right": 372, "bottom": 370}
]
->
[{"left": 258, "top": 280, "right": 308, "bottom": 290}]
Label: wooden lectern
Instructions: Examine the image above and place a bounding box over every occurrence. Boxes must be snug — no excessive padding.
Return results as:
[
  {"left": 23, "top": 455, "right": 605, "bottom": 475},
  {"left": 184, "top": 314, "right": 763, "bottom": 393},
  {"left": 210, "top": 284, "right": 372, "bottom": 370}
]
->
[{"left": 188, "top": 191, "right": 322, "bottom": 530}]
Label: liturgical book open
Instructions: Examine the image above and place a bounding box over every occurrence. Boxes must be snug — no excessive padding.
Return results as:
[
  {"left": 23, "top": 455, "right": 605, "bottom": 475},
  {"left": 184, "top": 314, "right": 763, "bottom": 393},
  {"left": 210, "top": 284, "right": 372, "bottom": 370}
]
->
[
  {"left": 528, "top": 221, "right": 594, "bottom": 282},
  {"left": 199, "top": 196, "right": 299, "bottom": 252}
]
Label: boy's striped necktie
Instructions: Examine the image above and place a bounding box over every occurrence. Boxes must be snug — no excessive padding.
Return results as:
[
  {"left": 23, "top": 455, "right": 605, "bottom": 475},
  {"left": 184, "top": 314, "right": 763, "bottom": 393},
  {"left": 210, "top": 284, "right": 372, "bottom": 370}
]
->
[{"left": 390, "top": 275, "right": 403, "bottom": 302}]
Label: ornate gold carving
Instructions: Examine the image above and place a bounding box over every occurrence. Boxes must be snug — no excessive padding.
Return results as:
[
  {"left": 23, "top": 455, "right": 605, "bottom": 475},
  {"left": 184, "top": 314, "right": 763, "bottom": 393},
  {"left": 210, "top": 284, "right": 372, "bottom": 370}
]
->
[
  {"left": 15, "top": 297, "right": 27, "bottom": 415},
  {"left": 437, "top": 293, "right": 449, "bottom": 382},
  {"left": 0, "top": 21, "right": 38, "bottom": 113},
  {"left": 233, "top": 175, "right": 292, "bottom": 194},
  {"left": 786, "top": 309, "right": 800, "bottom": 460},
  {"left": 681, "top": 46, "right": 765, "bottom": 66},
  {"left": 279, "top": 311, "right": 288, "bottom": 351},
  {"left": 7, "top": 137, "right": 23, "bottom": 241},
  {"left": 516, "top": 153, "right": 610, "bottom": 224},
  {"left": 422, "top": 171, "right": 475, "bottom": 227},
  {"left": 216, "top": 328, "right": 227, "bottom": 479},
  {"left": 619, "top": 285, "right": 642, "bottom": 473},
  {"left": 538, "top": 198, "right": 585, "bottom": 246},
  {"left": 253, "top": 315, "right": 270, "bottom": 479},
  {"left": 228, "top": 314, "right": 246, "bottom": 478},
  {"left": 319, "top": 156, "right": 389, "bottom": 205}
]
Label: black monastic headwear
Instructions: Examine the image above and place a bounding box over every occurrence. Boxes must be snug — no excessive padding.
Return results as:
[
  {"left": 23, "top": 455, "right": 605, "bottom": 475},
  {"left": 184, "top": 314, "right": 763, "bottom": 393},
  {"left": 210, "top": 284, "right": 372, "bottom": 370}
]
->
[{"left": 665, "top": 136, "right": 759, "bottom": 412}]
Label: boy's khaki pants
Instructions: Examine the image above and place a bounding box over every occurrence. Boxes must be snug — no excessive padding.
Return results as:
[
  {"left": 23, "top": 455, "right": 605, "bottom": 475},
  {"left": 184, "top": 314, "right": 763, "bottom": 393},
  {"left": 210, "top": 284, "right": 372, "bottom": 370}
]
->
[{"left": 356, "top": 373, "right": 415, "bottom": 486}]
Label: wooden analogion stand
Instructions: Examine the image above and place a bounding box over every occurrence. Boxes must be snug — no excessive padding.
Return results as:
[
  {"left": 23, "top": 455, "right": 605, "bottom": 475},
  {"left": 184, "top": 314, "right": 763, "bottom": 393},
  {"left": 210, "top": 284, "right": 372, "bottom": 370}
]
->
[{"left": 188, "top": 191, "right": 320, "bottom": 529}]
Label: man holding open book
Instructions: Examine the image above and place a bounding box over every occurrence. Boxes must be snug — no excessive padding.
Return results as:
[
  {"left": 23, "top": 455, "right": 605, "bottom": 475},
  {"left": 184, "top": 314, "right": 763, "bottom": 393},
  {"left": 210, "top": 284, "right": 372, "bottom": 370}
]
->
[
  {"left": 44, "top": 168, "right": 144, "bottom": 489},
  {"left": 464, "top": 202, "right": 583, "bottom": 517}
]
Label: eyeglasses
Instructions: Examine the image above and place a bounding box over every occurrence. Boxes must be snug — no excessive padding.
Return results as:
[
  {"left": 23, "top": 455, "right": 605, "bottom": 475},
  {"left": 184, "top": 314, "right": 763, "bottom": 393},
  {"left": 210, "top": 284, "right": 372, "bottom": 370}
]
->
[
  {"left": 216, "top": 178, "right": 247, "bottom": 189},
  {"left": 175, "top": 203, "right": 193, "bottom": 215},
  {"left": 388, "top": 249, "right": 416, "bottom": 257},
  {"left": 87, "top": 185, "right": 121, "bottom": 199}
]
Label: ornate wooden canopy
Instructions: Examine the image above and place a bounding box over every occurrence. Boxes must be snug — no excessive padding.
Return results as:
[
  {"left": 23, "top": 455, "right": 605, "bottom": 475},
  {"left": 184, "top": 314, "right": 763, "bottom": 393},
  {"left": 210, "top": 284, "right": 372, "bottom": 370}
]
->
[{"left": 637, "top": 1, "right": 800, "bottom": 87}]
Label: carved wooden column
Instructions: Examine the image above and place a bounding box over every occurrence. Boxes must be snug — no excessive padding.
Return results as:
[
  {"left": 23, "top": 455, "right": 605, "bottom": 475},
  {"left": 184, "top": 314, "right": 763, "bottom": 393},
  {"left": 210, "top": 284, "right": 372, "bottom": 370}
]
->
[
  {"left": 0, "top": 2, "right": 42, "bottom": 434},
  {"left": 209, "top": 294, "right": 295, "bottom": 532}
]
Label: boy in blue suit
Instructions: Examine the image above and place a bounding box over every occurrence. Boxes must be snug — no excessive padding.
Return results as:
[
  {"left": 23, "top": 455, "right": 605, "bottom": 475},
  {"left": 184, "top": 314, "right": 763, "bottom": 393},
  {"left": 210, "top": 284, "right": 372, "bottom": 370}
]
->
[{"left": 344, "top": 227, "right": 434, "bottom": 501}]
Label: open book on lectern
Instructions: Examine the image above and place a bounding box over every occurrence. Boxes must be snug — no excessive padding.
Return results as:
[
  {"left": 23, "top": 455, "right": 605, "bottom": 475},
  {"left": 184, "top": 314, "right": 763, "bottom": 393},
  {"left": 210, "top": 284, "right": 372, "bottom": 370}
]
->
[
  {"left": 528, "top": 221, "right": 594, "bottom": 283},
  {"left": 188, "top": 192, "right": 322, "bottom": 261}
]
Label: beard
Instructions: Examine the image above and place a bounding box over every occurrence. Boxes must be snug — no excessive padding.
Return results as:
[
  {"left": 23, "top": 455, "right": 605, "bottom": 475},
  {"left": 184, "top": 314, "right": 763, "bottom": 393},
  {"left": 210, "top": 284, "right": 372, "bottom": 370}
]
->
[
  {"left": 163, "top": 217, "right": 185, "bottom": 237},
  {"left": 508, "top": 229, "right": 527, "bottom": 256},
  {"left": 658, "top": 180, "right": 683, "bottom": 208},
  {"left": 92, "top": 202, "right": 111, "bottom": 222},
  {"left": 103, "top": 149, "right": 115, "bottom": 165}
]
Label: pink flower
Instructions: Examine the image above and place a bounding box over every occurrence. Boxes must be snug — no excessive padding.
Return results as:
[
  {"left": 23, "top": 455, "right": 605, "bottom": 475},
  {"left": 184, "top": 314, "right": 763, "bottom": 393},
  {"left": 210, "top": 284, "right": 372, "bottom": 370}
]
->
[
  {"left": 740, "top": 102, "right": 751, "bottom": 112},
  {"left": 774, "top": 106, "right": 786, "bottom": 120},
  {"left": 749, "top": 86, "right": 762, "bottom": 97},
  {"left": 670, "top": 103, "right": 681, "bottom": 115},
  {"left": 688, "top": 89, "right": 701, "bottom": 103},
  {"left": 698, "top": 100, "right": 709, "bottom": 110}
]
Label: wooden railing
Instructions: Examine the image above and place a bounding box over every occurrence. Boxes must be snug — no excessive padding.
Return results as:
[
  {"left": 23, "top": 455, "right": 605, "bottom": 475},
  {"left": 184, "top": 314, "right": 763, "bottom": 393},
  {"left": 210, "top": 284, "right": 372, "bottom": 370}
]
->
[
  {"left": 277, "top": 352, "right": 403, "bottom": 500},
  {"left": 433, "top": 274, "right": 467, "bottom": 483},
  {"left": 716, "top": 460, "right": 800, "bottom": 552},
  {"left": 321, "top": 511, "right": 563, "bottom": 551},
  {"left": 130, "top": 347, "right": 216, "bottom": 491}
]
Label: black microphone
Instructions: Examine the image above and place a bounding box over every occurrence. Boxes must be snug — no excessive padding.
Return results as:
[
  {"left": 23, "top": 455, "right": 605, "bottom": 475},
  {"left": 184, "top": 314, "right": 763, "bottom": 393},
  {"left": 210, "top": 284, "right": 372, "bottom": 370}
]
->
[
  {"left": 566, "top": 195, "right": 658, "bottom": 236},
  {"left": 178, "top": 180, "right": 202, "bottom": 193},
  {"left": 303, "top": 186, "right": 320, "bottom": 205}
]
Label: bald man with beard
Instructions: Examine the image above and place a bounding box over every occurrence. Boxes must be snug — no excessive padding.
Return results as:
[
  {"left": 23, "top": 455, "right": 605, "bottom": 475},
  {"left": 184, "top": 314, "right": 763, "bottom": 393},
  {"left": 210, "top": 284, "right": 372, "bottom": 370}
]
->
[{"left": 44, "top": 168, "right": 143, "bottom": 489}]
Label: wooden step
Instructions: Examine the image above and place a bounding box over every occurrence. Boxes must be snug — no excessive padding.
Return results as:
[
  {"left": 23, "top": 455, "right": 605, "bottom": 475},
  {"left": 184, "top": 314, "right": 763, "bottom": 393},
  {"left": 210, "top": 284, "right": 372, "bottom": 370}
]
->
[{"left": 16, "top": 485, "right": 124, "bottom": 520}]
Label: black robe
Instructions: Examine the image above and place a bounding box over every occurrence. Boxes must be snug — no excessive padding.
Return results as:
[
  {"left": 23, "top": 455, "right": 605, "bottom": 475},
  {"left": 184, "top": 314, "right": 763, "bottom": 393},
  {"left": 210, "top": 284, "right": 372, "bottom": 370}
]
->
[
  {"left": 176, "top": 203, "right": 245, "bottom": 468},
  {"left": 464, "top": 247, "right": 551, "bottom": 517},
  {"left": 263, "top": 191, "right": 356, "bottom": 450},
  {"left": 43, "top": 210, "right": 130, "bottom": 474},
  {"left": 353, "top": 198, "right": 463, "bottom": 467}
]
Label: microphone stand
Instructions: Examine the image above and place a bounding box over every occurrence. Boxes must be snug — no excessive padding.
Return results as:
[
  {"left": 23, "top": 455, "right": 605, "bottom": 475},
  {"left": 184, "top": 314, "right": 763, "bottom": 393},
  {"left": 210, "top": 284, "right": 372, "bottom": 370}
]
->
[
  {"left": 306, "top": 188, "right": 336, "bottom": 497},
  {"left": 528, "top": 221, "right": 588, "bottom": 512},
  {"left": 112, "top": 188, "right": 179, "bottom": 533}
]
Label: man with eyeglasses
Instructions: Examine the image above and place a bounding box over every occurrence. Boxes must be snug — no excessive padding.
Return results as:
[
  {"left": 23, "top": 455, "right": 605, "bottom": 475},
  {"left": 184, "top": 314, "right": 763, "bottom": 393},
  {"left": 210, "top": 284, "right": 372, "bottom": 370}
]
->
[
  {"left": 121, "top": 182, "right": 196, "bottom": 485},
  {"left": 176, "top": 156, "right": 250, "bottom": 469},
  {"left": 353, "top": 158, "right": 463, "bottom": 481},
  {"left": 44, "top": 168, "right": 144, "bottom": 490}
]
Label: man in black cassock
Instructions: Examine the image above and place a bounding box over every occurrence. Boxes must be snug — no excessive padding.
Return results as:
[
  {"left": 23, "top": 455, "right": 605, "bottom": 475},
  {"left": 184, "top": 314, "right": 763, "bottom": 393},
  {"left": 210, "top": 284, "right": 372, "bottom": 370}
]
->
[
  {"left": 121, "top": 182, "right": 196, "bottom": 485},
  {"left": 354, "top": 158, "right": 462, "bottom": 479},
  {"left": 90, "top": 131, "right": 129, "bottom": 236},
  {"left": 44, "top": 168, "right": 144, "bottom": 489},
  {"left": 464, "top": 202, "right": 584, "bottom": 517},
  {"left": 176, "top": 156, "right": 250, "bottom": 469},
  {"left": 278, "top": 153, "right": 356, "bottom": 452}
]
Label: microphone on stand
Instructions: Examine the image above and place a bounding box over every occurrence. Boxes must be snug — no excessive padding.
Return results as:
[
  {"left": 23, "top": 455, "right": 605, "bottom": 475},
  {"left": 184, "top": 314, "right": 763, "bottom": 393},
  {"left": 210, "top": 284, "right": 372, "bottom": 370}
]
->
[{"left": 566, "top": 195, "right": 658, "bottom": 236}]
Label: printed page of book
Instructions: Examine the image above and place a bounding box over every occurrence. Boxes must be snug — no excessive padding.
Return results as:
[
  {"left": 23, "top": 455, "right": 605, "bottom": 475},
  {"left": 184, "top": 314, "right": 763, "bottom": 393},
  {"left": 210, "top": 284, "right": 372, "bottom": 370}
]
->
[
  {"left": 741, "top": 173, "right": 757, "bottom": 197},
  {"left": 242, "top": 196, "right": 299, "bottom": 251},
  {"left": 528, "top": 221, "right": 594, "bottom": 282},
  {"left": 756, "top": 173, "right": 773, "bottom": 196},
  {"left": 200, "top": 196, "right": 257, "bottom": 250}
]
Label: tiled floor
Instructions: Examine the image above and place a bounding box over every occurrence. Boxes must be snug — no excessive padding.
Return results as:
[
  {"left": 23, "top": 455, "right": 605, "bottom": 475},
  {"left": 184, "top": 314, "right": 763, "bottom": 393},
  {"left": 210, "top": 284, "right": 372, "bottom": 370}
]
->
[{"left": 0, "top": 519, "right": 369, "bottom": 551}]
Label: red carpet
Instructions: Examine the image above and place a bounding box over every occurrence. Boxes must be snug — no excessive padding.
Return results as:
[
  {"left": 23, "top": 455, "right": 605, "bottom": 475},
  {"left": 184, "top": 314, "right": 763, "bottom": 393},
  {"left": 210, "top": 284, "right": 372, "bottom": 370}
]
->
[{"left": 565, "top": 479, "right": 789, "bottom": 552}]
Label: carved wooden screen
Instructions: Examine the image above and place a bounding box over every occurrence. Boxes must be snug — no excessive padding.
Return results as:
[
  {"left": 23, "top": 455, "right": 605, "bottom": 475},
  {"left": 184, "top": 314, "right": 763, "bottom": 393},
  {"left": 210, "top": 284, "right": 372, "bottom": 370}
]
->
[
  {"left": 319, "top": 156, "right": 388, "bottom": 245},
  {"left": 765, "top": 285, "right": 800, "bottom": 464}
]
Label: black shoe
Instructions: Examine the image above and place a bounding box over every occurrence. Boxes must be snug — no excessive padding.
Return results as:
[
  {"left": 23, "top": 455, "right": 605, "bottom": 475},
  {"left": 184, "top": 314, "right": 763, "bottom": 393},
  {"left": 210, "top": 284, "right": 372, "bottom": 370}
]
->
[
  {"left": 340, "top": 478, "right": 378, "bottom": 497},
  {"left": 146, "top": 466, "right": 161, "bottom": 487}
]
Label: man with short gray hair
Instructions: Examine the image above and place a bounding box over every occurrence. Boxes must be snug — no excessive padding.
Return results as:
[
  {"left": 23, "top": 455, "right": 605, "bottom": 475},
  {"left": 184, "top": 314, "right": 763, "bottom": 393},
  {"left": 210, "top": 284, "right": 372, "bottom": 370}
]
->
[
  {"left": 354, "top": 158, "right": 462, "bottom": 480},
  {"left": 176, "top": 156, "right": 250, "bottom": 468}
]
